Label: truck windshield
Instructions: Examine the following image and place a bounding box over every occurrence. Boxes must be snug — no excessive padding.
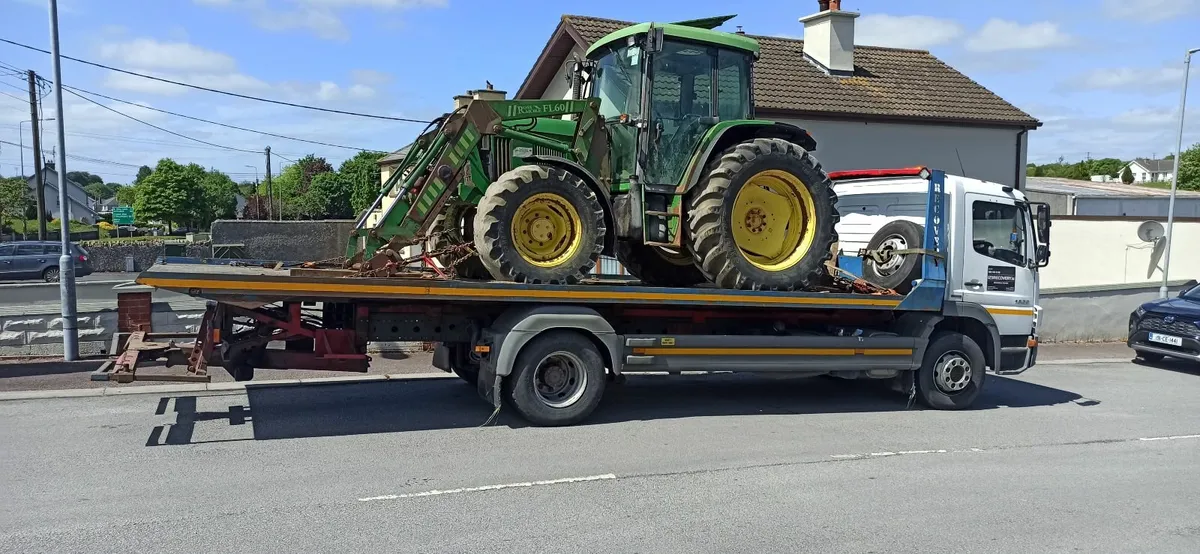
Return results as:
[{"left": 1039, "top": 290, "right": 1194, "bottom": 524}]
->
[{"left": 971, "top": 200, "right": 1027, "bottom": 266}]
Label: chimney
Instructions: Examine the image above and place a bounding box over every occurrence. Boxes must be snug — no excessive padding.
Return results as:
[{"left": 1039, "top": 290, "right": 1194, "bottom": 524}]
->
[
  {"left": 800, "top": 0, "right": 858, "bottom": 76},
  {"left": 454, "top": 85, "right": 507, "bottom": 109}
]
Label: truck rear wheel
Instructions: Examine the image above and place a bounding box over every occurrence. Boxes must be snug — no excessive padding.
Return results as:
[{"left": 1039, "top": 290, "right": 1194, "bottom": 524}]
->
[
  {"left": 474, "top": 165, "right": 606, "bottom": 285},
  {"left": 505, "top": 331, "right": 606, "bottom": 426},
  {"left": 916, "top": 332, "right": 985, "bottom": 410},
  {"left": 614, "top": 241, "right": 705, "bottom": 287},
  {"left": 687, "top": 138, "right": 838, "bottom": 290},
  {"left": 427, "top": 203, "right": 491, "bottom": 280}
]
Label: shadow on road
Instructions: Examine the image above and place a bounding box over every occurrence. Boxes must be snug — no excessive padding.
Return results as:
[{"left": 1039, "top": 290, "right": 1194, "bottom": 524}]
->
[
  {"left": 1133, "top": 356, "right": 1200, "bottom": 377},
  {"left": 145, "top": 372, "right": 1087, "bottom": 446},
  {"left": 0, "top": 360, "right": 101, "bottom": 378}
]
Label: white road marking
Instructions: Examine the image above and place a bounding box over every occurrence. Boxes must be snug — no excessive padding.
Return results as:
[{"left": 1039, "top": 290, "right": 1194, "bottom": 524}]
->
[
  {"left": 1138, "top": 434, "right": 1200, "bottom": 442},
  {"left": 358, "top": 473, "right": 618, "bottom": 502}
]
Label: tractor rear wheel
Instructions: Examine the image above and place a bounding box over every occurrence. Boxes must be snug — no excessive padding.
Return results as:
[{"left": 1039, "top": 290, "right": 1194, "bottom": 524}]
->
[
  {"left": 615, "top": 241, "right": 706, "bottom": 287},
  {"left": 687, "top": 138, "right": 838, "bottom": 290},
  {"left": 474, "top": 165, "right": 606, "bottom": 284},
  {"left": 427, "top": 202, "right": 491, "bottom": 280}
]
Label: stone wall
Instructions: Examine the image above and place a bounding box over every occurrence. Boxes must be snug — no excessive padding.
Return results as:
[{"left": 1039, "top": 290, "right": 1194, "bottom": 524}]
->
[
  {"left": 0, "top": 302, "right": 206, "bottom": 356},
  {"left": 80, "top": 240, "right": 211, "bottom": 272},
  {"left": 210, "top": 220, "right": 356, "bottom": 262}
]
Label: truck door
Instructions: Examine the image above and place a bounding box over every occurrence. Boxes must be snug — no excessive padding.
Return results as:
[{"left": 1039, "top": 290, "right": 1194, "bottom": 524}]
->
[{"left": 957, "top": 194, "right": 1037, "bottom": 338}]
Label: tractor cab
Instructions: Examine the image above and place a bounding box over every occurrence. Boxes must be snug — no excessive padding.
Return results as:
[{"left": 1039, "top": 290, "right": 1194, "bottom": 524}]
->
[{"left": 585, "top": 16, "right": 760, "bottom": 191}]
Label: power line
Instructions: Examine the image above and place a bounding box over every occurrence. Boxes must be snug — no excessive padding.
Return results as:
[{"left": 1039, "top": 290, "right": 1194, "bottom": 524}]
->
[
  {"left": 63, "top": 84, "right": 373, "bottom": 151},
  {"left": 0, "top": 37, "right": 432, "bottom": 124},
  {"left": 62, "top": 86, "right": 260, "bottom": 154},
  {"left": 0, "top": 89, "right": 24, "bottom": 103},
  {"left": 0, "top": 138, "right": 141, "bottom": 168}
]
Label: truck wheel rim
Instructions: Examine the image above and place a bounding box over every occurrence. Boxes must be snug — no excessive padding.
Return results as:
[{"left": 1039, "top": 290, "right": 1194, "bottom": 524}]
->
[
  {"left": 933, "top": 351, "right": 972, "bottom": 393},
  {"left": 533, "top": 351, "right": 588, "bottom": 408},
  {"left": 511, "top": 193, "right": 583, "bottom": 267},
  {"left": 874, "top": 235, "right": 908, "bottom": 276},
  {"left": 731, "top": 169, "right": 817, "bottom": 271}
]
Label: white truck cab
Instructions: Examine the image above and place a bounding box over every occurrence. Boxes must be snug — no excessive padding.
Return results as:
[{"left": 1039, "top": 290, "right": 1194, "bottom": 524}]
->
[{"left": 831, "top": 168, "right": 1051, "bottom": 374}]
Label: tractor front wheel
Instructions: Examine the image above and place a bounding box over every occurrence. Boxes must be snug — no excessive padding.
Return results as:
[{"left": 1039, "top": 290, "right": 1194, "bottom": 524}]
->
[
  {"left": 474, "top": 165, "right": 606, "bottom": 284},
  {"left": 687, "top": 138, "right": 838, "bottom": 290}
]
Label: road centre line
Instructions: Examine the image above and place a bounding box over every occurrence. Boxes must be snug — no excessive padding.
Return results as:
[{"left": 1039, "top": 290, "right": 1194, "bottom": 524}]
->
[{"left": 358, "top": 473, "right": 617, "bottom": 502}]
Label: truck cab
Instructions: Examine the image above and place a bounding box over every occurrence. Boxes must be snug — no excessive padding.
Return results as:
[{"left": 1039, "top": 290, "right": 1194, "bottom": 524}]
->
[{"left": 831, "top": 168, "right": 1051, "bottom": 373}]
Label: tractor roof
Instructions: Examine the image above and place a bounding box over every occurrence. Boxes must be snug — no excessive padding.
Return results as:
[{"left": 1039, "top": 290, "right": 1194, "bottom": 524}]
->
[{"left": 586, "top": 20, "right": 760, "bottom": 58}]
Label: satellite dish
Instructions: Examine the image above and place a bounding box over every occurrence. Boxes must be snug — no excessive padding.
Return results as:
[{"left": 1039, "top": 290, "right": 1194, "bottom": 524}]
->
[{"left": 1137, "top": 220, "right": 1165, "bottom": 242}]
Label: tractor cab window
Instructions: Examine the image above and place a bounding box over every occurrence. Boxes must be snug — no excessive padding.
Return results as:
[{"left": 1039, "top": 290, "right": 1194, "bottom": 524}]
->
[
  {"left": 592, "top": 44, "right": 643, "bottom": 122},
  {"left": 646, "top": 40, "right": 718, "bottom": 186},
  {"left": 592, "top": 43, "right": 644, "bottom": 182},
  {"left": 717, "top": 49, "right": 751, "bottom": 120}
]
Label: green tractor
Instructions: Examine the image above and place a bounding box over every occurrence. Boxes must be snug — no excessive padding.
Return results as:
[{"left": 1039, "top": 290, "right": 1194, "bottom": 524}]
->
[{"left": 348, "top": 15, "right": 838, "bottom": 290}]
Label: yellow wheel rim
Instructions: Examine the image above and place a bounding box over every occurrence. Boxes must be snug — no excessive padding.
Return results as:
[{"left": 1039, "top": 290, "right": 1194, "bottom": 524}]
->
[
  {"left": 730, "top": 169, "right": 817, "bottom": 271},
  {"left": 511, "top": 192, "right": 583, "bottom": 267}
]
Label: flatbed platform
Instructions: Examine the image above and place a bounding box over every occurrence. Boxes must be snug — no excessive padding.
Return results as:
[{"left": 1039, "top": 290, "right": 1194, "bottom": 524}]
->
[{"left": 135, "top": 261, "right": 912, "bottom": 312}]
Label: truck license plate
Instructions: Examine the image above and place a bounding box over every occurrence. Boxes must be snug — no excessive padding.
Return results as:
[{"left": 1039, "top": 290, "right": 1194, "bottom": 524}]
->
[{"left": 1148, "top": 333, "right": 1183, "bottom": 347}]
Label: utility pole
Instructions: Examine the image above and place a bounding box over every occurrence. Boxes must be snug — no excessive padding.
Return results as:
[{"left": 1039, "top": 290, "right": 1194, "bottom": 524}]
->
[
  {"left": 1160, "top": 47, "right": 1199, "bottom": 299},
  {"left": 264, "top": 146, "right": 274, "bottom": 220},
  {"left": 48, "top": 0, "right": 78, "bottom": 361},
  {"left": 28, "top": 70, "right": 47, "bottom": 240}
]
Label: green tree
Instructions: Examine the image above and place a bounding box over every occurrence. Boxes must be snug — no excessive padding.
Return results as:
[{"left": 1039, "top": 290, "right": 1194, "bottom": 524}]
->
[
  {"left": 83, "top": 182, "right": 111, "bottom": 200},
  {"left": 134, "top": 158, "right": 204, "bottom": 232},
  {"left": 267, "top": 154, "right": 334, "bottom": 219},
  {"left": 115, "top": 185, "right": 137, "bottom": 207},
  {"left": 296, "top": 171, "right": 352, "bottom": 219},
  {"left": 1089, "top": 158, "right": 1125, "bottom": 178},
  {"left": 66, "top": 171, "right": 104, "bottom": 187},
  {"left": 1120, "top": 165, "right": 1134, "bottom": 184},
  {"left": 338, "top": 150, "right": 386, "bottom": 215},
  {"left": 1178, "top": 142, "right": 1200, "bottom": 191},
  {"left": 135, "top": 165, "right": 153, "bottom": 184},
  {"left": 0, "top": 176, "right": 32, "bottom": 236},
  {"left": 198, "top": 169, "right": 240, "bottom": 228}
]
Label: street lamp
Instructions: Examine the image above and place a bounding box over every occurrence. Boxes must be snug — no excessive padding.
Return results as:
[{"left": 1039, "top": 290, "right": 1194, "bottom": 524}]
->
[
  {"left": 244, "top": 164, "right": 259, "bottom": 183},
  {"left": 18, "top": 117, "right": 55, "bottom": 176},
  {"left": 1160, "top": 47, "right": 1200, "bottom": 299}
]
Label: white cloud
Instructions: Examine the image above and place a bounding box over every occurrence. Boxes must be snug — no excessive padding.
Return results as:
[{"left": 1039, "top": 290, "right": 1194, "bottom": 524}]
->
[
  {"left": 1102, "top": 0, "right": 1200, "bottom": 22},
  {"left": 854, "top": 14, "right": 964, "bottom": 50},
  {"left": 350, "top": 69, "right": 393, "bottom": 86},
  {"left": 193, "top": 0, "right": 448, "bottom": 40},
  {"left": 98, "top": 39, "right": 237, "bottom": 73},
  {"left": 1111, "top": 107, "right": 1179, "bottom": 127},
  {"left": 1024, "top": 103, "right": 1200, "bottom": 163},
  {"left": 964, "top": 19, "right": 1073, "bottom": 53},
  {"left": 1063, "top": 66, "right": 1185, "bottom": 92}
]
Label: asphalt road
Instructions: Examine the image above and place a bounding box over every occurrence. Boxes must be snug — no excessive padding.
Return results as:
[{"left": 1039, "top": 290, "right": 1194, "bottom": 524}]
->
[
  {"left": 0, "top": 273, "right": 191, "bottom": 307},
  {"left": 2, "top": 359, "right": 1199, "bottom": 553}
]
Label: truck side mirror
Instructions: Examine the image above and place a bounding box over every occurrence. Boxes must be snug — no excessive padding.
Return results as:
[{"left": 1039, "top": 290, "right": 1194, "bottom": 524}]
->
[
  {"left": 1034, "top": 203, "right": 1051, "bottom": 242},
  {"left": 1036, "top": 244, "right": 1051, "bottom": 267}
]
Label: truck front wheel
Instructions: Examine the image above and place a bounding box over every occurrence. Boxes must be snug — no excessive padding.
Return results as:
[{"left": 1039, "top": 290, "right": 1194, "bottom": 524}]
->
[
  {"left": 916, "top": 332, "right": 986, "bottom": 410},
  {"left": 505, "top": 331, "right": 607, "bottom": 426}
]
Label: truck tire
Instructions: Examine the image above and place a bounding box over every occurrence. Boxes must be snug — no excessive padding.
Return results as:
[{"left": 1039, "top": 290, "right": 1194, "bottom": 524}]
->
[
  {"left": 614, "top": 241, "right": 706, "bottom": 287},
  {"left": 916, "top": 332, "right": 986, "bottom": 410},
  {"left": 427, "top": 203, "right": 491, "bottom": 280},
  {"left": 504, "top": 330, "right": 607, "bottom": 426},
  {"left": 862, "top": 220, "right": 925, "bottom": 293},
  {"left": 474, "top": 165, "right": 605, "bottom": 285},
  {"left": 687, "top": 138, "right": 838, "bottom": 290}
]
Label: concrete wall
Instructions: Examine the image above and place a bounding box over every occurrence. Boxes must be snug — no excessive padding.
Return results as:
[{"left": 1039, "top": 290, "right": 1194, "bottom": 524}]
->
[
  {"left": 210, "top": 220, "right": 356, "bottom": 262},
  {"left": 1040, "top": 218, "right": 1200, "bottom": 289},
  {"left": 1038, "top": 280, "right": 1196, "bottom": 343},
  {"left": 81, "top": 241, "right": 210, "bottom": 272},
  {"left": 775, "top": 117, "right": 1026, "bottom": 189},
  {"left": 0, "top": 301, "right": 205, "bottom": 357}
]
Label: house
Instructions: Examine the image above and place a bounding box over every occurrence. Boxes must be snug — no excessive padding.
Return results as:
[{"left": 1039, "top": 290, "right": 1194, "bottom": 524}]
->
[
  {"left": 1122, "top": 158, "right": 1174, "bottom": 184},
  {"left": 516, "top": 4, "right": 1041, "bottom": 189},
  {"left": 25, "top": 167, "right": 99, "bottom": 225},
  {"left": 93, "top": 196, "right": 119, "bottom": 215}
]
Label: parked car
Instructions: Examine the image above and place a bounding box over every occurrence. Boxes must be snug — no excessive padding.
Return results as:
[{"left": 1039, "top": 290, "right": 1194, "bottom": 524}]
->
[
  {"left": 0, "top": 241, "right": 94, "bottom": 282},
  {"left": 1128, "top": 281, "right": 1200, "bottom": 365}
]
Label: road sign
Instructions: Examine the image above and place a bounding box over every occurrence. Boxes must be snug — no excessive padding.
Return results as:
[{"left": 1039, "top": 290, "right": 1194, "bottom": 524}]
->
[{"left": 112, "top": 206, "right": 134, "bottom": 225}]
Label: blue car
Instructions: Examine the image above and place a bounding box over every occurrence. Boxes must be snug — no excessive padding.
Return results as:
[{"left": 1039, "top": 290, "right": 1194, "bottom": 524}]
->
[
  {"left": 0, "top": 241, "right": 94, "bottom": 282},
  {"left": 1128, "top": 282, "right": 1200, "bottom": 365}
]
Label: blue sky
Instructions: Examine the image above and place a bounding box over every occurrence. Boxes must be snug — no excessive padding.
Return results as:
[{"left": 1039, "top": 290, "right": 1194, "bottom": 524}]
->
[{"left": 1, "top": 0, "right": 1198, "bottom": 184}]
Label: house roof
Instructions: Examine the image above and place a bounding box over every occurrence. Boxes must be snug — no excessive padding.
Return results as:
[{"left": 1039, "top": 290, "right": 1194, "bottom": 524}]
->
[
  {"left": 1026, "top": 176, "right": 1200, "bottom": 198},
  {"left": 1130, "top": 158, "right": 1175, "bottom": 172},
  {"left": 378, "top": 145, "right": 412, "bottom": 166},
  {"left": 517, "top": 14, "right": 1041, "bottom": 129}
]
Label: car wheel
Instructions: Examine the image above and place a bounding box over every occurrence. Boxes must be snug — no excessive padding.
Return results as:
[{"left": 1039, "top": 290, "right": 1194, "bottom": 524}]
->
[{"left": 42, "top": 267, "right": 60, "bottom": 283}]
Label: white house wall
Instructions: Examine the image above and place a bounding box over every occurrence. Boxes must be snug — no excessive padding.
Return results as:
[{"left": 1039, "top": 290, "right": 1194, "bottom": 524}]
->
[{"left": 777, "top": 117, "right": 1027, "bottom": 189}]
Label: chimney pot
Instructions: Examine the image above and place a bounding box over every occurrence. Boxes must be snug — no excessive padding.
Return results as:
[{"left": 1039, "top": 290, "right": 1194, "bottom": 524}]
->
[
  {"left": 830, "top": 0, "right": 841, "bottom": 10},
  {"left": 735, "top": 25, "right": 745, "bottom": 35}
]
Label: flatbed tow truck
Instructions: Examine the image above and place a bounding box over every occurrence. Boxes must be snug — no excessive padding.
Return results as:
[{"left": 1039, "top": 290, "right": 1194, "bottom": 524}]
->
[{"left": 94, "top": 168, "right": 1052, "bottom": 426}]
